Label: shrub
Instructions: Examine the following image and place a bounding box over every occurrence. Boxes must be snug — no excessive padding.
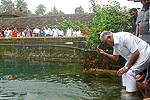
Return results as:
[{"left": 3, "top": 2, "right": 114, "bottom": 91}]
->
[{"left": 84, "top": 0, "right": 132, "bottom": 50}]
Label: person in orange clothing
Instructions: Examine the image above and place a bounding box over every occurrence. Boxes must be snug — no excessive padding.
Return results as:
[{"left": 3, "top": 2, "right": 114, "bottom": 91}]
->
[{"left": 9, "top": 27, "right": 14, "bottom": 37}]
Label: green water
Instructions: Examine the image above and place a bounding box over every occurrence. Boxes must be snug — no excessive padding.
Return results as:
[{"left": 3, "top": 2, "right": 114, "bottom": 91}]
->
[{"left": 0, "top": 58, "right": 142, "bottom": 100}]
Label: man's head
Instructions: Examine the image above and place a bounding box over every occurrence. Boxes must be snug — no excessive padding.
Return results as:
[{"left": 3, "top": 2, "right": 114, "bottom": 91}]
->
[
  {"left": 11, "top": 27, "right": 14, "bottom": 30},
  {"left": 6, "top": 27, "right": 9, "bottom": 30},
  {"left": 140, "top": 0, "right": 149, "bottom": 3},
  {"left": 45, "top": 25, "right": 48, "bottom": 29},
  {"left": 36, "top": 25, "right": 39, "bottom": 28},
  {"left": 2, "top": 26, "right": 5, "bottom": 30},
  {"left": 129, "top": 8, "right": 138, "bottom": 19},
  {"left": 14, "top": 27, "right": 17, "bottom": 31},
  {"left": 141, "top": 0, "right": 149, "bottom": 9},
  {"left": 26, "top": 26, "right": 29, "bottom": 30},
  {"left": 100, "top": 31, "right": 114, "bottom": 47}
]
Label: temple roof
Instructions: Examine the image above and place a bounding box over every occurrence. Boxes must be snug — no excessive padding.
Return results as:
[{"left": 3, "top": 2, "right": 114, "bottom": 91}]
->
[
  {"left": 0, "top": 11, "right": 29, "bottom": 17},
  {"left": 0, "top": 13, "right": 95, "bottom": 30}
]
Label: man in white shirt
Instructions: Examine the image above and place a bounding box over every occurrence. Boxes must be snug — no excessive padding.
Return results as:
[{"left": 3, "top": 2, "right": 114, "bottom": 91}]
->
[
  {"left": 66, "top": 27, "right": 73, "bottom": 37},
  {"left": 72, "top": 29, "right": 77, "bottom": 37},
  {"left": 77, "top": 29, "right": 82, "bottom": 36},
  {"left": 33, "top": 26, "right": 40, "bottom": 37},
  {"left": 97, "top": 31, "right": 150, "bottom": 97},
  {"left": 52, "top": 28, "right": 58, "bottom": 37},
  {"left": 44, "top": 25, "right": 52, "bottom": 37},
  {"left": 4, "top": 27, "right": 10, "bottom": 38},
  {"left": 58, "top": 29, "right": 64, "bottom": 37}
]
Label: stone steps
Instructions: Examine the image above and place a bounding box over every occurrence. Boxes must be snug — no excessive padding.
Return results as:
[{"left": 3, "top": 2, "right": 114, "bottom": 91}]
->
[{"left": 137, "top": 82, "right": 150, "bottom": 98}]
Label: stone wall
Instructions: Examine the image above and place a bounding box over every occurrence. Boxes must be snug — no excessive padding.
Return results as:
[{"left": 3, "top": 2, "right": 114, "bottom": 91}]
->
[
  {"left": 84, "top": 50, "right": 126, "bottom": 70},
  {"left": 0, "top": 37, "right": 126, "bottom": 69},
  {"left": 0, "top": 37, "right": 85, "bottom": 62}
]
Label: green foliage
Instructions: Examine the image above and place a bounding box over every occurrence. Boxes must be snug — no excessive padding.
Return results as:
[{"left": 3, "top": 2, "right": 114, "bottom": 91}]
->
[
  {"left": 0, "top": 0, "right": 14, "bottom": 12},
  {"left": 27, "top": 10, "right": 36, "bottom": 16},
  {"left": 35, "top": 4, "right": 46, "bottom": 16},
  {"left": 55, "top": 17, "right": 74, "bottom": 29},
  {"left": 75, "top": 6, "right": 84, "bottom": 14},
  {"left": 88, "top": 0, "right": 98, "bottom": 13},
  {"left": 85, "top": 0, "right": 132, "bottom": 50},
  {"left": 48, "top": 17, "right": 86, "bottom": 31},
  {"left": 16, "top": 0, "right": 28, "bottom": 14},
  {"left": 46, "top": 0, "right": 132, "bottom": 51},
  {"left": 46, "top": 7, "right": 65, "bottom": 16},
  {"left": 0, "top": 0, "right": 28, "bottom": 14}
]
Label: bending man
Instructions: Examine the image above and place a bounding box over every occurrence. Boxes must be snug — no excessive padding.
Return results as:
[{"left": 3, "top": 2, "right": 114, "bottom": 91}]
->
[{"left": 97, "top": 31, "right": 150, "bottom": 96}]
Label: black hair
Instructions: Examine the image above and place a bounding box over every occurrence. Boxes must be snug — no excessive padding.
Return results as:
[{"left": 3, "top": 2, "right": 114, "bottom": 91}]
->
[
  {"left": 11, "top": 27, "right": 14, "bottom": 30},
  {"left": 129, "top": 8, "right": 138, "bottom": 13}
]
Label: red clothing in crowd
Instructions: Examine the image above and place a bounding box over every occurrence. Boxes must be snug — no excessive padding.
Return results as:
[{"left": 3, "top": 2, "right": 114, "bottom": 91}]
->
[
  {"left": 13, "top": 31, "right": 18, "bottom": 37},
  {"left": 1, "top": 29, "right": 5, "bottom": 37}
]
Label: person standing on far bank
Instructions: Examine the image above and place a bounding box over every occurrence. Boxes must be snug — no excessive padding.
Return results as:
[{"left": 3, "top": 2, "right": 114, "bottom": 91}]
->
[
  {"left": 33, "top": 25, "right": 40, "bottom": 37},
  {"left": 129, "top": 8, "right": 138, "bottom": 35},
  {"left": 136, "top": 0, "right": 149, "bottom": 42},
  {"left": 135, "top": 0, "right": 150, "bottom": 85},
  {"left": 24, "top": 26, "right": 32, "bottom": 37}
]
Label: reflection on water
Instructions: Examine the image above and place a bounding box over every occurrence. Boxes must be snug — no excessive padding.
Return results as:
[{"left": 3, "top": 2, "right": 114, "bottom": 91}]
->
[{"left": 0, "top": 58, "right": 142, "bottom": 100}]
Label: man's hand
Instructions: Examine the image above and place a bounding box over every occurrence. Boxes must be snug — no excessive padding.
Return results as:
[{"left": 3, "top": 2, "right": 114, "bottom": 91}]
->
[
  {"left": 97, "top": 47, "right": 119, "bottom": 62},
  {"left": 117, "top": 67, "right": 128, "bottom": 76},
  {"left": 97, "top": 47, "right": 105, "bottom": 55}
]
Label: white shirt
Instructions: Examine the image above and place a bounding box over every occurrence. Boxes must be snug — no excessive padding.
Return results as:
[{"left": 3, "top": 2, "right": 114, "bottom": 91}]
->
[
  {"left": 4, "top": 30, "right": 10, "bottom": 37},
  {"left": 66, "top": 28, "right": 73, "bottom": 37},
  {"left": 33, "top": 28, "right": 40, "bottom": 34},
  {"left": 73, "top": 31, "right": 77, "bottom": 37},
  {"left": 113, "top": 32, "right": 150, "bottom": 71},
  {"left": 52, "top": 28, "right": 58, "bottom": 37},
  {"left": 20, "top": 32, "right": 25, "bottom": 37},
  {"left": 44, "top": 28, "right": 52, "bottom": 35},
  {"left": 77, "top": 30, "right": 82, "bottom": 36},
  {"left": 58, "top": 30, "right": 64, "bottom": 36}
]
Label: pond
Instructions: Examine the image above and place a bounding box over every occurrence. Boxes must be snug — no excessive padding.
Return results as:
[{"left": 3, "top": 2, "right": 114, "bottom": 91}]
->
[{"left": 0, "top": 58, "right": 142, "bottom": 100}]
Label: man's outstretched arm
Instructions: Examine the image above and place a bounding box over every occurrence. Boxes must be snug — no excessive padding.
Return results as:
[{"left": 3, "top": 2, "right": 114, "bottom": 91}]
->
[{"left": 97, "top": 47, "right": 119, "bottom": 62}]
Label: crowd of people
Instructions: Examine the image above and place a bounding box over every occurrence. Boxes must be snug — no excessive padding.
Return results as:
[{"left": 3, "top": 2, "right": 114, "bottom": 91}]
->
[
  {"left": 97, "top": 0, "right": 149, "bottom": 99},
  {"left": 0, "top": 24, "right": 84, "bottom": 38}
]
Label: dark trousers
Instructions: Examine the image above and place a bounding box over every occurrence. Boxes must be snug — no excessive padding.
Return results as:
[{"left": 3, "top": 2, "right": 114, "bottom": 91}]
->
[{"left": 146, "top": 66, "right": 150, "bottom": 83}]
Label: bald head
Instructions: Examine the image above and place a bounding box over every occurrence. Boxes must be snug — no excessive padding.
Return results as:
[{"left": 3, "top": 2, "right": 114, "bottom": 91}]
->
[
  {"left": 100, "top": 31, "right": 113, "bottom": 40},
  {"left": 100, "top": 31, "right": 114, "bottom": 47}
]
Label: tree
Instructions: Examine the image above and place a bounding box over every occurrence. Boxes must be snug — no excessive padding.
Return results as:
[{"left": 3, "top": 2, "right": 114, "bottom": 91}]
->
[
  {"left": 16, "top": 0, "right": 28, "bottom": 14},
  {"left": 47, "top": 7, "right": 65, "bottom": 15},
  {"left": 27, "top": 10, "right": 36, "bottom": 16},
  {"left": 88, "top": 0, "right": 98, "bottom": 12},
  {"left": 35, "top": 4, "right": 46, "bottom": 16},
  {"left": 84, "top": 0, "right": 132, "bottom": 50},
  {"left": 0, "top": 0, "right": 28, "bottom": 14},
  {"left": 75, "top": 6, "right": 84, "bottom": 14},
  {"left": 59, "top": 10, "right": 65, "bottom": 15},
  {"left": 0, "top": 0, "right": 14, "bottom": 12}
]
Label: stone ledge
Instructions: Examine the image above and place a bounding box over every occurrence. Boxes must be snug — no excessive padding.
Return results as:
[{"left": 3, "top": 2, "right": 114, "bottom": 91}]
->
[{"left": 137, "top": 82, "right": 150, "bottom": 98}]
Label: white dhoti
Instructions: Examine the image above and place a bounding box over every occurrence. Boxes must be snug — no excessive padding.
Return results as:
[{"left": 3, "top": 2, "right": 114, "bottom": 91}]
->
[{"left": 122, "top": 57, "right": 150, "bottom": 92}]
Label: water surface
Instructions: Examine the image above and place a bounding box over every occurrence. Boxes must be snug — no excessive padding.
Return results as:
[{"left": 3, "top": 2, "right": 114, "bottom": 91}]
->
[{"left": 0, "top": 58, "right": 142, "bottom": 100}]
